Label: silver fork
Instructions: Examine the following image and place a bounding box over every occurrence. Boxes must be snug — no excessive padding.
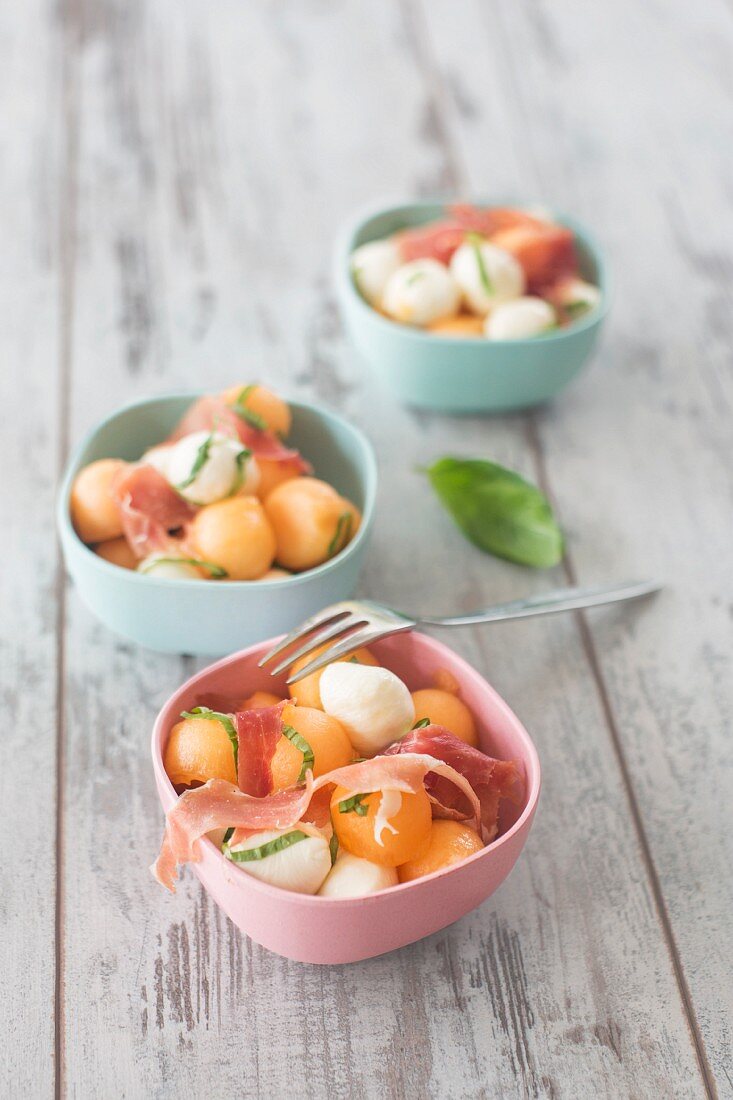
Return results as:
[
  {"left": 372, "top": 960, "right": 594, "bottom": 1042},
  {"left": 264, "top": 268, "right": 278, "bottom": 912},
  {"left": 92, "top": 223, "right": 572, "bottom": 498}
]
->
[{"left": 259, "top": 579, "right": 661, "bottom": 684}]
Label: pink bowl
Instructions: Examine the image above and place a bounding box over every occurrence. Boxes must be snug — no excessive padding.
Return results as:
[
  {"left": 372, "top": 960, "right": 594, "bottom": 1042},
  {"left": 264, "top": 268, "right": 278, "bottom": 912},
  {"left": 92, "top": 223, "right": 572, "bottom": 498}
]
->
[{"left": 151, "top": 632, "right": 541, "bottom": 964}]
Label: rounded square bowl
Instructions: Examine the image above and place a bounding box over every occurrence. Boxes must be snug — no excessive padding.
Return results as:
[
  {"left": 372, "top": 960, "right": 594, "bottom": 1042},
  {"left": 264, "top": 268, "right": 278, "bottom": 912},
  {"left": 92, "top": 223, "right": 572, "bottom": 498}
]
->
[
  {"left": 335, "top": 199, "right": 610, "bottom": 412},
  {"left": 57, "top": 393, "right": 377, "bottom": 655},
  {"left": 151, "top": 630, "right": 541, "bottom": 964}
]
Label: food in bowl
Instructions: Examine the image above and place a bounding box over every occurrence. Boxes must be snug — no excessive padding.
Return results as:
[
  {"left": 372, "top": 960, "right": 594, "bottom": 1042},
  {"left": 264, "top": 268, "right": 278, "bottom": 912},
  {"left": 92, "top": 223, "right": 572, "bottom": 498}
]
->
[
  {"left": 350, "top": 202, "right": 601, "bottom": 338},
  {"left": 152, "top": 652, "right": 523, "bottom": 899},
  {"left": 69, "top": 385, "right": 360, "bottom": 581}
]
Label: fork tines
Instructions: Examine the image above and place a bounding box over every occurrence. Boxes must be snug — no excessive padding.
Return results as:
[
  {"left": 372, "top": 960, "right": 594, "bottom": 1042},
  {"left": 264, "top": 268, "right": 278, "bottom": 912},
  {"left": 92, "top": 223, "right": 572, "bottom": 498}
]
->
[{"left": 257, "top": 602, "right": 371, "bottom": 682}]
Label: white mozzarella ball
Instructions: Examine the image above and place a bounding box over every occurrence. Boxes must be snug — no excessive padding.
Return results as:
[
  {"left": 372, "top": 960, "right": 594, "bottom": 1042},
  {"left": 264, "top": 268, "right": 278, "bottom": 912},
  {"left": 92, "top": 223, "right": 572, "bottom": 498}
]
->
[
  {"left": 382, "top": 259, "right": 460, "bottom": 326},
  {"left": 319, "top": 664, "right": 415, "bottom": 757},
  {"left": 225, "top": 827, "right": 331, "bottom": 895},
  {"left": 318, "top": 851, "right": 398, "bottom": 899},
  {"left": 484, "top": 296, "right": 556, "bottom": 340},
  {"left": 142, "top": 444, "right": 174, "bottom": 478},
  {"left": 167, "top": 430, "right": 259, "bottom": 505},
  {"left": 351, "top": 239, "right": 402, "bottom": 306},
  {"left": 556, "top": 277, "right": 602, "bottom": 314},
  {"left": 137, "top": 554, "right": 203, "bottom": 580},
  {"left": 450, "top": 241, "right": 525, "bottom": 316}
]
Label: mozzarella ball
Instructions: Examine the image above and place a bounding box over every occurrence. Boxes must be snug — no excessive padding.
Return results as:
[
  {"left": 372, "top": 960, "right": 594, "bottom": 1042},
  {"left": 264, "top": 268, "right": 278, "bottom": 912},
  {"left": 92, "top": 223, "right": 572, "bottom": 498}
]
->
[
  {"left": 555, "top": 277, "right": 602, "bottom": 314},
  {"left": 256, "top": 457, "right": 304, "bottom": 500},
  {"left": 382, "top": 259, "right": 460, "bottom": 326},
  {"left": 190, "top": 496, "right": 276, "bottom": 580},
  {"left": 70, "top": 458, "right": 127, "bottom": 543},
  {"left": 94, "top": 536, "right": 137, "bottom": 570},
  {"left": 264, "top": 478, "right": 360, "bottom": 572},
  {"left": 319, "top": 664, "right": 415, "bottom": 756},
  {"left": 167, "top": 430, "right": 259, "bottom": 505},
  {"left": 351, "top": 239, "right": 402, "bottom": 306},
  {"left": 138, "top": 554, "right": 203, "bottom": 580},
  {"left": 221, "top": 385, "right": 292, "bottom": 437},
  {"left": 484, "top": 296, "right": 555, "bottom": 340},
  {"left": 257, "top": 567, "right": 291, "bottom": 581},
  {"left": 288, "top": 644, "right": 379, "bottom": 709},
  {"left": 450, "top": 241, "right": 525, "bottom": 315},
  {"left": 318, "top": 851, "right": 398, "bottom": 898},
  {"left": 142, "top": 444, "right": 174, "bottom": 478},
  {"left": 225, "top": 826, "right": 331, "bottom": 895}
]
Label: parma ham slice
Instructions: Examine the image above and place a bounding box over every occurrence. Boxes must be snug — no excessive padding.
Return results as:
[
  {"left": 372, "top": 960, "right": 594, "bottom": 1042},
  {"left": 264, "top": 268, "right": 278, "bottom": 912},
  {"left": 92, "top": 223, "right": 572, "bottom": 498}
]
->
[
  {"left": 112, "top": 463, "right": 196, "bottom": 559},
  {"left": 235, "top": 701, "right": 286, "bottom": 797},
  {"left": 167, "top": 396, "right": 310, "bottom": 471}
]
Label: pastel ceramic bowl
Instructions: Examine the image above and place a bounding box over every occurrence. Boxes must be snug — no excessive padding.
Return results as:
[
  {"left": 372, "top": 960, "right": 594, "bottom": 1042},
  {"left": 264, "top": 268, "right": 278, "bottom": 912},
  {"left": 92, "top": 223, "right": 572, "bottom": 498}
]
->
[
  {"left": 335, "top": 199, "right": 610, "bottom": 412},
  {"left": 57, "top": 393, "right": 377, "bottom": 655},
  {"left": 151, "top": 631, "right": 541, "bottom": 964}
]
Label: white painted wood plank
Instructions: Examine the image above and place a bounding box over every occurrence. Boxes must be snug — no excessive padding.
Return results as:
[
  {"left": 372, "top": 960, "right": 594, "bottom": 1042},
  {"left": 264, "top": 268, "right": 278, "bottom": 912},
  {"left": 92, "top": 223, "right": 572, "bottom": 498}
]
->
[
  {"left": 56, "top": 1, "right": 712, "bottom": 1097},
  {"left": 419, "top": 0, "right": 733, "bottom": 1092},
  {"left": 0, "top": 1, "right": 62, "bottom": 1095}
]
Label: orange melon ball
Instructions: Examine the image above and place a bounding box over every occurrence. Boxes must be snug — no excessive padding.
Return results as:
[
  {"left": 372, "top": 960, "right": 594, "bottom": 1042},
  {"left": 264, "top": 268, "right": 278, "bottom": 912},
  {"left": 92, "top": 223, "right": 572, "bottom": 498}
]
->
[
  {"left": 256, "top": 457, "right": 305, "bottom": 500},
  {"left": 221, "top": 384, "right": 292, "bottom": 437},
  {"left": 240, "top": 691, "right": 283, "bottom": 710},
  {"left": 427, "top": 314, "right": 485, "bottom": 338},
  {"left": 288, "top": 644, "right": 379, "bottom": 709},
  {"left": 190, "top": 496, "right": 276, "bottom": 580},
  {"left": 398, "top": 820, "right": 483, "bottom": 882},
  {"left": 94, "top": 536, "right": 137, "bottom": 570},
  {"left": 330, "top": 784, "right": 432, "bottom": 867},
  {"left": 70, "top": 459, "right": 127, "bottom": 543},
  {"left": 264, "top": 478, "right": 361, "bottom": 571},
  {"left": 410, "top": 688, "right": 478, "bottom": 747},
  {"left": 270, "top": 703, "right": 354, "bottom": 790},
  {"left": 164, "top": 716, "right": 237, "bottom": 788}
]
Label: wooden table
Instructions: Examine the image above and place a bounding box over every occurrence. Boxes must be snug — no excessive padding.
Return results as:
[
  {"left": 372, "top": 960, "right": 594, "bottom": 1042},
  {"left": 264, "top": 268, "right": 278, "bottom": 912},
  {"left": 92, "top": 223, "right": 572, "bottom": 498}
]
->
[{"left": 3, "top": 1, "right": 731, "bottom": 1096}]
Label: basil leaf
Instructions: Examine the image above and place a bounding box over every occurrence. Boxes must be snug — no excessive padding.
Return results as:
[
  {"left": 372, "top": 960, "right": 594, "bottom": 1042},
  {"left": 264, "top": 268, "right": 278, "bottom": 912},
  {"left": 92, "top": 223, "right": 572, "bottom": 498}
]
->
[
  {"left": 282, "top": 723, "right": 315, "bottom": 783},
  {"left": 222, "top": 827, "right": 234, "bottom": 846},
  {"left": 140, "top": 556, "right": 228, "bottom": 578},
  {"left": 412, "top": 717, "right": 431, "bottom": 730},
  {"left": 230, "top": 385, "right": 267, "bottom": 431},
  {"left": 224, "top": 829, "right": 308, "bottom": 862},
  {"left": 176, "top": 432, "right": 215, "bottom": 490},
  {"left": 181, "top": 706, "right": 238, "bottom": 769},
  {"left": 424, "top": 457, "right": 563, "bottom": 568},
  {"left": 467, "top": 232, "right": 493, "bottom": 294},
  {"left": 406, "top": 270, "right": 426, "bottom": 286},
  {"left": 338, "top": 792, "right": 369, "bottom": 816},
  {"left": 327, "top": 512, "right": 353, "bottom": 558},
  {"left": 230, "top": 447, "right": 253, "bottom": 495},
  {"left": 329, "top": 831, "right": 339, "bottom": 865},
  {"left": 564, "top": 300, "right": 591, "bottom": 318}
]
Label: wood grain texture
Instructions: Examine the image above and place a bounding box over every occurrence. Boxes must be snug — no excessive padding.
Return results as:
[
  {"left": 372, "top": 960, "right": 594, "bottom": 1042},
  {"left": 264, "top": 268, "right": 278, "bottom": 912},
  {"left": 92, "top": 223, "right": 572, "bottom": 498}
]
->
[{"left": 5, "top": 0, "right": 730, "bottom": 1097}]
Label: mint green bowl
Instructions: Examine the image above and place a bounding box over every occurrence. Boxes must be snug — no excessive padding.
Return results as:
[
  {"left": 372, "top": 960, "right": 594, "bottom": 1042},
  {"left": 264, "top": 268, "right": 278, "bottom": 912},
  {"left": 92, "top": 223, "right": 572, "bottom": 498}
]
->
[
  {"left": 57, "top": 394, "right": 377, "bottom": 655},
  {"left": 335, "top": 200, "right": 610, "bottom": 412}
]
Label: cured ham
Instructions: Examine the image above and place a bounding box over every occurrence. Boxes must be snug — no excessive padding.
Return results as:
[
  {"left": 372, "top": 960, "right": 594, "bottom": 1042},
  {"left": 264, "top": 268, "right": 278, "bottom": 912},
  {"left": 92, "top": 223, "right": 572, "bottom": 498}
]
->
[
  {"left": 490, "top": 223, "right": 578, "bottom": 293},
  {"left": 111, "top": 463, "right": 196, "bottom": 558},
  {"left": 235, "top": 701, "right": 286, "bottom": 797},
  {"left": 449, "top": 202, "right": 544, "bottom": 237},
  {"left": 152, "top": 752, "right": 481, "bottom": 891},
  {"left": 167, "top": 396, "right": 311, "bottom": 471},
  {"left": 397, "top": 221, "right": 467, "bottom": 266},
  {"left": 386, "top": 726, "right": 523, "bottom": 841}
]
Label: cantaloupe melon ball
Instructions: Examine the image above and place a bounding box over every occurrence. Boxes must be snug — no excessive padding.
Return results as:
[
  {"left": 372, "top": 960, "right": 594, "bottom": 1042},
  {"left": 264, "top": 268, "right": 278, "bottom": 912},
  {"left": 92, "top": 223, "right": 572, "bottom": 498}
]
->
[
  {"left": 264, "top": 478, "right": 361, "bottom": 571},
  {"left": 189, "top": 496, "right": 276, "bottom": 580},
  {"left": 397, "top": 820, "right": 483, "bottom": 883},
  {"left": 410, "top": 688, "right": 478, "bottom": 747},
  {"left": 164, "top": 715, "right": 237, "bottom": 788},
  {"left": 240, "top": 691, "right": 283, "bottom": 710},
  {"left": 221, "top": 384, "right": 292, "bottom": 438},
  {"left": 256, "top": 458, "right": 305, "bottom": 501},
  {"left": 70, "top": 458, "right": 127, "bottom": 543},
  {"left": 288, "top": 644, "right": 379, "bottom": 710},
  {"left": 94, "top": 536, "right": 137, "bottom": 570},
  {"left": 270, "top": 703, "right": 354, "bottom": 790},
  {"left": 427, "top": 314, "right": 485, "bottom": 338},
  {"left": 330, "top": 784, "right": 432, "bottom": 867}
]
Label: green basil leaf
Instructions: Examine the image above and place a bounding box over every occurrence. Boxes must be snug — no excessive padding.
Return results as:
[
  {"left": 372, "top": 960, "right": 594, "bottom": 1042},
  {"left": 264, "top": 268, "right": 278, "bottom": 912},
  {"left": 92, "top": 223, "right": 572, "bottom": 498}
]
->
[
  {"left": 412, "top": 717, "right": 431, "bottom": 730},
  {"left": 230, "top": 385, "right": 267, "bottom": 431},
  {"left": 282, "top": 723, "right": 315, "bottom": 784},
  {"left": 329, "top": 831, "right": 339, "bottom": 865},
  {"left": 230, "top": 447, "right": 253, "bottom": 495},
  {"left": 222, "top": 827, "right": 234, "bottom": 846},
  {"left": 176, "top": 432, "right": 215, "bottom": 490},
  {"left": 406, "top": 270, "right": 426, "bottom": 286},
  {"left": 224, "top": 829, "right": 308, "bottom": 862},
  {"left": 423, "top": 457, "right": 563, "bottom": 568},
  {"left": 140, "top": 556, "right": 228, "bottom": 578},
  {"left": 181, "top": 706, "right": 239, "bottom": 769},
  {"left": 564, "top": 300, "right": 591, "bottom": 318},
  {"left": 337, "top": 792, "right": 369, "bottom": 816},
  {"left": 466, "top": 232, "right": 493, "bottom": 294},
  {"left": 327, "top": 511, "right": 353, "bottom": 558}
]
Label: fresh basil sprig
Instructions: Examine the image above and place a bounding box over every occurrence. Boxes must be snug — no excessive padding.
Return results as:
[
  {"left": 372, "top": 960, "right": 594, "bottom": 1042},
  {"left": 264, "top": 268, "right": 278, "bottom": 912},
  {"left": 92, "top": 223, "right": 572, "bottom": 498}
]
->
[
  {"left": 282, "top": 724, "right": 315, "bottom": 783},
  {"left": 329, "top": 832, "right": 339, "bottom": 865},
  {"left": 224, "top": 829, "right": 308, "bottom": 862},
  {"left": 181, "top": 706, "right": 239, "bottom": 769},
  {"left": 466, "top": 232, "right": 493, "bottom": 294},
  {"left": 564, "top": 300, "right": 591, "bottom": 318},
  {"left": 412, "top": 717, "right": 431, "bottom": 730},
  {"left": 327, "top": 512, "right": 353, "bottom": 558},
  {"left": 230, "top": 385, "right": 267, "bottom": 431},
  {"left": 176, "top": 432, "right": 215, "bottom": 490},
  {"left": 337, "top": 792, "right": 369, "bottom": 816},
  {"left": 423, "top": 457, "right": 563, "bottom": 568}
]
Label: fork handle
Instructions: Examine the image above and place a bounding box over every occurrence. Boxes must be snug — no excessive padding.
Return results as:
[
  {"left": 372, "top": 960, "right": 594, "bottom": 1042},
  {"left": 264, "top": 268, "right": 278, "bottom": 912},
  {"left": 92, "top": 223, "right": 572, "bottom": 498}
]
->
[{"left": 417, "top": 579, "right": 661, "bottom": 628}]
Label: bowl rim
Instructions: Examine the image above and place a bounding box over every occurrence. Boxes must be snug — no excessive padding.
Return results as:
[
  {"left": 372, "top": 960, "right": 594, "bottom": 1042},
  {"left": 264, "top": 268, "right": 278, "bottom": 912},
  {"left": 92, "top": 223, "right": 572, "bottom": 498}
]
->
[
  {"left": 151, "top": 630, "right": 542, "bottom": 907},
  {"left": 57, "top": 391, "right": 378, "bottom": 591},
  {"left": 334, "top": 195, "right": 612, "bottom": 348}
]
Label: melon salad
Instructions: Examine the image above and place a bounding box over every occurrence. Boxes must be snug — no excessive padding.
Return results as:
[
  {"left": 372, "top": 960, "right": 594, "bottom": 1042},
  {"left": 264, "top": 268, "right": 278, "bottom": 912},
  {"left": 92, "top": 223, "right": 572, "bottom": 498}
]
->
[
  {"left": 69, "top": 385, "right": 360, "bottom": 581},
  {"left": 153, "top": 653, "right": 524, "bottom": 899},
  {"left": 351, "top": 203, "right": 601, "bottom": 339}
]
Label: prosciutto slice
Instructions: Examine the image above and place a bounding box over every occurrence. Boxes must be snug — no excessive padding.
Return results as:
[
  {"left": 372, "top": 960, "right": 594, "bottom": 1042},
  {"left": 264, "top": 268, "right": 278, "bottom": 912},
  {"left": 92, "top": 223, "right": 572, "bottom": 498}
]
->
[
  {"left": 235, "top": 701, "right": 285, "bottom": 797},
  {"left": 396, "top": 205, "right": 548, "bottom": 266},
  {"left": 111, "top": 463, "right": 196, "bottom": 558},
  {"left": 152, "top": 753, "right": 481, "bottom": 891},
  {"left": 167, "top": 396, "right": 310, "bottom": 470},
  {"left": 386, "top": 726, "right": 523, "bottom": 842}
]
